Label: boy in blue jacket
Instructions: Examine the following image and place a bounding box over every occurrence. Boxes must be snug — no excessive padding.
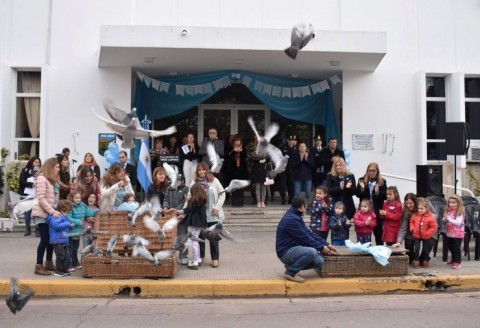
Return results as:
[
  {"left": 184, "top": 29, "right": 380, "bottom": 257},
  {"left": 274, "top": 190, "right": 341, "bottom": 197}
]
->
[{"left": 48, "top": 200, "right": 73, "bottom": 277}]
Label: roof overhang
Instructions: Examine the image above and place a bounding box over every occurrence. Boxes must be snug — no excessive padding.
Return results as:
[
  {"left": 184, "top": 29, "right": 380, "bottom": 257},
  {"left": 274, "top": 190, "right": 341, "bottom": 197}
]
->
[{"left": 99, "top": 26, "right": 386, "bottom": 80}]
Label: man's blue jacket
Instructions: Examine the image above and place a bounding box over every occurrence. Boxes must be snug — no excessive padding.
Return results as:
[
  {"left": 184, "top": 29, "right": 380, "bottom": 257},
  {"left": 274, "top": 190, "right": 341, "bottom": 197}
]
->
[{"left": 276, "top": 206, "right": 329, "bottom": 259}]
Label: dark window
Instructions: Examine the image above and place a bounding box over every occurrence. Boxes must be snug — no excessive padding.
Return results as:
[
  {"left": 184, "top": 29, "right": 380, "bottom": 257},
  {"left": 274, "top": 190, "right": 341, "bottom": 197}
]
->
[
  {"left": 426, "top": 77, "right": 446, "bottom": 97},
  {"left": 427, "top": 142, "right": 447, "bottom": 161},
  {"left": 465, "top": 78, "right": 480, "bottom": 98},
  {"left": 465, "top": 102, "right": 480, "bottom": 139},
  {"left": 426, "top": 101, "right": 446, "bottom": 139}
]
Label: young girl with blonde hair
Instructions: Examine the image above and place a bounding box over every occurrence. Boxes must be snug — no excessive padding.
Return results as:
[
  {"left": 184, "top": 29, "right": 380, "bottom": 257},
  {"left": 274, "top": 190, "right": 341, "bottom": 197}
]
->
[{"left": 443, "top": 195, "right": 465, "bottom": 269}]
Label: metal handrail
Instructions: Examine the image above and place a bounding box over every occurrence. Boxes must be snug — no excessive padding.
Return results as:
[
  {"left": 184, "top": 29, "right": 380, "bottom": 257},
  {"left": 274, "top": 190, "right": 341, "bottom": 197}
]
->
[{"left": 382, "top": 172, "right": 475, "bottom": 197}]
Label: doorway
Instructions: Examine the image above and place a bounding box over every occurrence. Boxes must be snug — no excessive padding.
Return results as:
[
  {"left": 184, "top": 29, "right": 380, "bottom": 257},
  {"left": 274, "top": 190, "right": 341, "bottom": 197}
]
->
[{"left": 199, "top": 104, "right": 269, "bottom": 147}]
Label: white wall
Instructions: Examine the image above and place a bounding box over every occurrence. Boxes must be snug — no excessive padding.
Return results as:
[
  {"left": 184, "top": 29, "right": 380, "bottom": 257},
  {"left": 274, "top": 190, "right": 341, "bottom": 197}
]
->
[{"left": 2, "top": 0, "right": 480, "bottom": 198}]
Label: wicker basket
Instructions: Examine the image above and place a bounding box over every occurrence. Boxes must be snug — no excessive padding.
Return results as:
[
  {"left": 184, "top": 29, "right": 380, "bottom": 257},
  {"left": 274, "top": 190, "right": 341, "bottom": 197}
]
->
[
  {"left": 82, "top": 254, "right": 177, "bottom": 279},
  {"left": 82, "top": 211, "right": 177, "bottom": 279},
  {"left": 93, "top": 211, "right": 176, "bottom": 254},
  {"left": 320, "top": 246, "right": 409, "bottom": 277}
]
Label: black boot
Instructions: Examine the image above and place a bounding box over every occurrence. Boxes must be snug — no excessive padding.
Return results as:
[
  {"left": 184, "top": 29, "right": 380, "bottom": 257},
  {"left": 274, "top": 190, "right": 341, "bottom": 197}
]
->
[{"left": 24, "top": 227, "right": 31, "bottom": 236}]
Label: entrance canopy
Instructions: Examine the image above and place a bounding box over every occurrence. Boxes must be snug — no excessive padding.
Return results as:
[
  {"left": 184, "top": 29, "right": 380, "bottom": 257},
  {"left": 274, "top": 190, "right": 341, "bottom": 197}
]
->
[
  {"left": 134, "top": 70, "right": 339, "bottom": 139},
  {"left": 99, "top": 25, "right": 386, "bottom": 80}
]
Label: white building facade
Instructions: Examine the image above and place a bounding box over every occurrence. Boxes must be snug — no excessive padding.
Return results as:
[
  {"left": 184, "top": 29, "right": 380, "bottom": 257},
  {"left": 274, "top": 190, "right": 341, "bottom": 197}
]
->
[{"left": 1, "top": 0, "right": 479, "bottom": 208}]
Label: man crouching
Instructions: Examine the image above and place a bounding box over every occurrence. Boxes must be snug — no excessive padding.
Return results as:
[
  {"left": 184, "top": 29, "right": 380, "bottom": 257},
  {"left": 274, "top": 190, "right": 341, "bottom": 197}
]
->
[{"left": 276, "top": 196, "right": 337, "bottom": 283}]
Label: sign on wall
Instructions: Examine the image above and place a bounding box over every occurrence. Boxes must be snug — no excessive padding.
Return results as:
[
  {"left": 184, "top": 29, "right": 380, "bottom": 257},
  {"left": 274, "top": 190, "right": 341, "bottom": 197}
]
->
[
  {"left": 98, "top": 133, "right": 117, "bottom": 156},
  {"left": 352, "top": 134, "right": 374, "bottom": 150}
]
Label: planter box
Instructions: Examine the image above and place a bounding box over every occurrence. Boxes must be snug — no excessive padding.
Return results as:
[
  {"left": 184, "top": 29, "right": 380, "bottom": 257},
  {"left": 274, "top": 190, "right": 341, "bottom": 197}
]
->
[{"left": 320, "top": 246, "right": 409, "bottom": 277}]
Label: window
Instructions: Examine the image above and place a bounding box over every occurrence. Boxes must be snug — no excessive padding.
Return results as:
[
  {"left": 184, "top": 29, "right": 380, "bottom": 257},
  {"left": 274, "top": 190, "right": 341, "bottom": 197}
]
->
[
  {"left": 465, "top": 77, "right": 480, "bottom": 140},
  {"left": 15, "top": 71, "right": 41, "bottom": 158},
  {"left": 426, "top": 77, "right": 446, "bottom": 160}
]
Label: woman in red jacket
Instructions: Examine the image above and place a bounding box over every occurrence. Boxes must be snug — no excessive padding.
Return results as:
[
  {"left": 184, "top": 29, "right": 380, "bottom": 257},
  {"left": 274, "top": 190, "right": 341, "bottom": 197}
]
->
[
  {"left": 32, "top": 158, "right": 61, "bottom": 275},
  {"left": 409, "top": 197, "right": 438, "bottom": 268}
]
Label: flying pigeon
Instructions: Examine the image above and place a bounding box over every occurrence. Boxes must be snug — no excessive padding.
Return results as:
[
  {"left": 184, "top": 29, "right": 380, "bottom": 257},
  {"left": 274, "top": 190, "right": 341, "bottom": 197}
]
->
[
  {"left": 247, "top": 116, "right": 279, "bottom": 156},
  {"left": 122, "top": 234, "right": 150, "bottom": 251},
  {"left": 5, "top": 278, "right": 34, "bottom": 315},
  {"left": 132, "top": 241, "right": 157, "bottom": 264},
  {"left": 200, "top": 228, "right": 222, "bottom": 242},
  {"left": 103, "top": 98, "right": 138, "bottom": 125},
  {"left": 221, "top": 179, "right": 251, "bottom": 194},
  {"left": 92, "top": 108, "right": 176, "bottom": 149},
  {"left": 206, "top": 222, "right": 237, "bottom": 242},
  {"left": 266, "top": 144, "right": 289, "bottom": 179},
  {"left": 206, "top": 143, "right": 223, "bottom": 173},
  {"left": 163, "top": 162, "right": 180, "bottom": 189},
  {"left": 79, "top": 244, "right": 104, "bottom": 257},
  {"left": 186, "top": 231, "right": 206, "bottom": 243},
  {"left": 285, "top": 23, "right": 315, "bottom": 59},
  {"left": 143, "top": 215, "right": 166, "bottom": 241},
  {"left": 7, "top": 197, "right": 35, "bottom": 224},
  {"left": 127, "top": 197, "right": 162, "bottom": 227},
  {"left": 106, "top": 233, "right": 119, "bottom": 257},
  {"left": 162, "top": 216, "right": 180, "bottom": 233},
  {"left": 153, "top": 250, "right": 174, "bottom": 266}
]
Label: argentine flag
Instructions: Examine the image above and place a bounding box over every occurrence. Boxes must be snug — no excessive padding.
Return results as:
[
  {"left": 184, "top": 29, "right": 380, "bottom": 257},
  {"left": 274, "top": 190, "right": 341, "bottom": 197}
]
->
[{"left": 137, "top": 138, "right": 152, "bottom": 192}]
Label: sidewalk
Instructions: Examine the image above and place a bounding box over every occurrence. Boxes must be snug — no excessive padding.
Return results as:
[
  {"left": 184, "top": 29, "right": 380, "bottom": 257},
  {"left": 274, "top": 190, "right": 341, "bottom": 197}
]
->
[{"left": 1, "top": 229, "right": 480, "bottom": 298}]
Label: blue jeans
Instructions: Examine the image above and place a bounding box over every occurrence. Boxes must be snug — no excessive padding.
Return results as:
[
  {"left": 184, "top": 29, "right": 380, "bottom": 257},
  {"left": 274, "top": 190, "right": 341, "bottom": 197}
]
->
[
  {"left": 280, "top": 246, "right": 324, "bottom": 276},
  {"left": 294, "top": 180, "right": 312, "bottom": 200}
]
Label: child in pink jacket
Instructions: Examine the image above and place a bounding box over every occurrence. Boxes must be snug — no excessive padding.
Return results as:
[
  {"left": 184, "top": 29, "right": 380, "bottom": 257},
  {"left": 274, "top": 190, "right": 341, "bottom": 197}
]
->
[{"left": 353, "top": 199, "right": 377, "bottom": 244}]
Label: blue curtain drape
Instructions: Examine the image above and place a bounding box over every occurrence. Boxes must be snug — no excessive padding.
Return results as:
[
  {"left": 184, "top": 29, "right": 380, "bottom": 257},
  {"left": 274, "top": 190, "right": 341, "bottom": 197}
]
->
[{"left": 133, "top": 70, "right": 339, "bottom": 161}]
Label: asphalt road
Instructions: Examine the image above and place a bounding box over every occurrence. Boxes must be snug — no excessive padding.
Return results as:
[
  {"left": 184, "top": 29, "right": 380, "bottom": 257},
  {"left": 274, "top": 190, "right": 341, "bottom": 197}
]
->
[{"left": 3, "top": 291, "right": 480, "bottom": 327}]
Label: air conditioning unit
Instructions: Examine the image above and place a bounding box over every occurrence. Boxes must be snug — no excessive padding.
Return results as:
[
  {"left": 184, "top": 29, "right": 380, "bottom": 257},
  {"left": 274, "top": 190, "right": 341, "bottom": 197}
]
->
[{"left": 467, "top": 146, "right": 480, "bottom": 162}]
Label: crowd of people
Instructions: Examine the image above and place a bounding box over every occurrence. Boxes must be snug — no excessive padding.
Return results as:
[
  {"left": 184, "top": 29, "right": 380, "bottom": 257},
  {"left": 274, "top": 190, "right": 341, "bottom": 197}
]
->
[{"left": 18, "top": 129, "right": 468, "bottom": 280}]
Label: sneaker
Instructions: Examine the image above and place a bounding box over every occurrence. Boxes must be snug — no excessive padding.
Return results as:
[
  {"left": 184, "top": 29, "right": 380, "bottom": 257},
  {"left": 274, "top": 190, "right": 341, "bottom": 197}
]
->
[
  {"left": 422, "top": 261, "right": 429, "bottom": 268},
  {"left": 180, "top": 258, "right": 189, "bottom": 265},
  {"left": 63, "top": 271, "right": 72, "bottom": 276},
  {"left": 75, "top": 265, "right": 83, "bottom": 270},
  {"left": 187, "top": 260, "right": 199, "bottom": 270},
  {"left": 411, "top": 261, "right": 420, "bottom": 269},
  {"left": 67, "top": 267, "right": 76, "bottom": 272},
  {"left": 54, "top": 272, "right": 67, "bottom": 277},
  {"left": 447, "top": 260, "right": 453, "bottom": 266},
  {"left": 284, "top": 273, "right": 305, "bottom": 283},
  {"left": 452, "top": 262, "right": 462, "bottom": 269}
]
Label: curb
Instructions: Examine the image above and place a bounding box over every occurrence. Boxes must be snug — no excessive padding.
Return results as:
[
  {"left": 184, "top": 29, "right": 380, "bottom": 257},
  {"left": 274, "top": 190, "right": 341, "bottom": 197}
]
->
[{"left": 2, "top": 275, "right": 480, "bottom": 298}]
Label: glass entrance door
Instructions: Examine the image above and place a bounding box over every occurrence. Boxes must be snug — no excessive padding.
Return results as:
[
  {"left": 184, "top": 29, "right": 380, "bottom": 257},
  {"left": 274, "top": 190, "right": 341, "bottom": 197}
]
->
[{"left": 199, "top": 104, "right": 268, "bottom": 147}]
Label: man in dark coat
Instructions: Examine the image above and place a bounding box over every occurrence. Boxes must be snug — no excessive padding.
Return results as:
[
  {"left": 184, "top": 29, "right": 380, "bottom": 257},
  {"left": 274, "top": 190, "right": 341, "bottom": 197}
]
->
[
  {"left": 311, "top": 135, "right": 324, "bottom": 187},
  {"left": 319, "top": 137, "right": 345, "bottom": 175},
  {"left": 276, "top": 196, "right": 337, "bottom": 283}
]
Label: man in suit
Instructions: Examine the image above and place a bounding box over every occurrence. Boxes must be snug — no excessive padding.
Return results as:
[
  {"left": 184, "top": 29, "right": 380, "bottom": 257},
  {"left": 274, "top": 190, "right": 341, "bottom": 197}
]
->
[{"left": 118, "top": 150, "right": 137, "bottom": 190}]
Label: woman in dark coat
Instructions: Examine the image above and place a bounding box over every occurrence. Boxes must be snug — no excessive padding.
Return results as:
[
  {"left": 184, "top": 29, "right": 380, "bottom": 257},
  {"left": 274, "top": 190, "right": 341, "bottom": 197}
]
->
[
  {"left": 225, "top": 135, "right": 248, "bottom": 207},
  {"left": 355, "top": 162, "right": 387, "bottom": 245},
  {"left": 325, "top": 157, "right": 356, "bottom": 219}
]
